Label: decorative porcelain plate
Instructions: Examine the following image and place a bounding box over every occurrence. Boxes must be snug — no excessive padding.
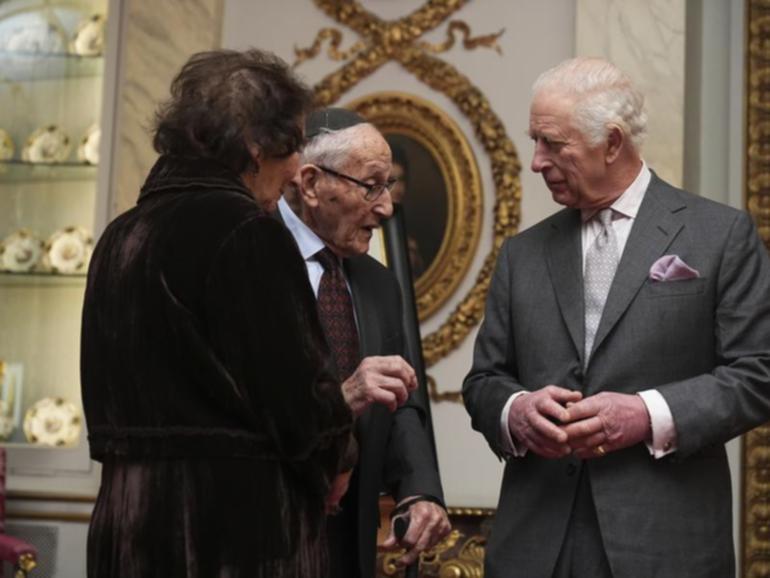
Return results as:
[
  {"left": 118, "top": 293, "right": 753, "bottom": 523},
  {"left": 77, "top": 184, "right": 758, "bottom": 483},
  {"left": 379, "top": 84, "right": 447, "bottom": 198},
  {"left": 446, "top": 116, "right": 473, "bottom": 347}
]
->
[
  {"left": 0, "top": 229, "right": 44, "bottom": 272},
  {"left": 0, "top": 129, "right": 14, "bottom": 161},
  {"left": 22, "top": 125, "right": 71, "bottom": 164},
  {"left": 41, "top": 226, "right": 93, "bottom": 274},
  {"left": 1, "top": 21, "right": 67, "bottom": 54},
  {"left": 23, "top": 397, "right": 81, "bottom": 447},
  {"left": 77, "top": 124, "right": 100, "bottom": 165},
  {"left": 70, "top": 14, "right": 106, "bottom": 56}
]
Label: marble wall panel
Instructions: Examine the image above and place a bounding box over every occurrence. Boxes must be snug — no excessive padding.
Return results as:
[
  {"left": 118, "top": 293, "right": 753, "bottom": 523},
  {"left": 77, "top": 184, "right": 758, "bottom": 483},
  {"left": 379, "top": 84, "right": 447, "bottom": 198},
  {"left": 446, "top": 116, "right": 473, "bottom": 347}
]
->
[
  {"left": 576, "top": 0, "right": 685, "bottom": 187},
  {"left": 111, "top": 0, "right": 224, "bottom": 217}
]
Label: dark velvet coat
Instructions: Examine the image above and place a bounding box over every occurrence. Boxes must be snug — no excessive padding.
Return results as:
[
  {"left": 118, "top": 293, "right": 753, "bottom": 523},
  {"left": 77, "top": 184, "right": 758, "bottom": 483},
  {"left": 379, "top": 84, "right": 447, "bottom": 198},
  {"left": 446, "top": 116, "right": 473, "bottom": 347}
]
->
[{"left": 81, "top": 155, "right": 352, "bottom": 578}]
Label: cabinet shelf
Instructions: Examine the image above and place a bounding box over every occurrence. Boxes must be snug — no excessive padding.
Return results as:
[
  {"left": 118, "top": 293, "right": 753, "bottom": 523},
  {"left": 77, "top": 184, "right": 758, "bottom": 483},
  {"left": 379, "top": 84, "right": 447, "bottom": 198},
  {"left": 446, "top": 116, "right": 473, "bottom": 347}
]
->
[
  {"left": 1, "top": 441, "right": 81, "bottom": 450},
  {"left": 0, "top": 271, "right": 86, "bottom": 287},
  {"left": 0, "top": 159, "right": 97, "bottom": 183},
  {"left": 0, "top": 50, "right": 104, "bottom": 82}
]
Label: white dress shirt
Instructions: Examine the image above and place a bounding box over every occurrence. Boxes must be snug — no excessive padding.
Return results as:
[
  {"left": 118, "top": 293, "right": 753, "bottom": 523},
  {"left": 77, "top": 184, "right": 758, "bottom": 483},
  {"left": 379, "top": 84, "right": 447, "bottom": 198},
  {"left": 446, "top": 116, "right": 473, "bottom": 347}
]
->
[
  {"left": 500, "top": 162, "right": 677, "bottom": 459},
  {"left": 278, "top": 197, "right": 329, "bottom": 297}
]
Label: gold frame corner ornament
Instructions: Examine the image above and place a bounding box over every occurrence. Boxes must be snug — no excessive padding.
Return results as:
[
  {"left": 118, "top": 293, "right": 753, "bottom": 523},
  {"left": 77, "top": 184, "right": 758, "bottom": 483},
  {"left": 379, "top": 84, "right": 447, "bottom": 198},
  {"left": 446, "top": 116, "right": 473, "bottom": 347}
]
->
[
  {"left": 347, "top": 91, "right": 483, "bottom": 322},
  {"left": 299, "top": 0, "right": 522, "bottom": 388}
]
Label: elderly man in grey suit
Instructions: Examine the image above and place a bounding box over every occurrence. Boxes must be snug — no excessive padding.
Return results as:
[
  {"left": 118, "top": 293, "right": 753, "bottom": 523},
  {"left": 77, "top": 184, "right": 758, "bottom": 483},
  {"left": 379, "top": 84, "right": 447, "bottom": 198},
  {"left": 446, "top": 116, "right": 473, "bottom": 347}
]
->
[{"left": 463, "top": 56, "right": 770, "bottom": 578}]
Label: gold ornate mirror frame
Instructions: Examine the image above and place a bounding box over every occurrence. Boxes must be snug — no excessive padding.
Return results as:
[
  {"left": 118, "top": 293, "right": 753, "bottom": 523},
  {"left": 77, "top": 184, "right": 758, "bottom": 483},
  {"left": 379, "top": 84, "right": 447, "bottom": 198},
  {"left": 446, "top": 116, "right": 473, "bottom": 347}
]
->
[
  {"left": 743, "top": 1, "right": 770, "bottom": 575},
  {"left": 294, "top": 0, "right": 522, "bottom": 374},
  {"left": 348, "top": 92, "right": 483, "bottom": 321}
]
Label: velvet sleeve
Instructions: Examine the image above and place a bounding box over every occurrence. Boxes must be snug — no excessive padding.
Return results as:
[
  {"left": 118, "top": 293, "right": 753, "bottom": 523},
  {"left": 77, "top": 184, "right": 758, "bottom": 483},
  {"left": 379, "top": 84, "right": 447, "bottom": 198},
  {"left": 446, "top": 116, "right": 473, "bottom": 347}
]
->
[{"left": 203, "top": 214, "right": 353, "bottom": 497}]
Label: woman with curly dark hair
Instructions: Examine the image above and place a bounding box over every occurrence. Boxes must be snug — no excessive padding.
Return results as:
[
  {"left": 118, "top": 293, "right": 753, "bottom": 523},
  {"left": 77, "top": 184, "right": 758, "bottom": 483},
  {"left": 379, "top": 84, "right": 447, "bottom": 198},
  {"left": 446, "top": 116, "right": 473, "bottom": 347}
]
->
[{"left": 81, "top": 48, "right": 354, "bottom": 578}]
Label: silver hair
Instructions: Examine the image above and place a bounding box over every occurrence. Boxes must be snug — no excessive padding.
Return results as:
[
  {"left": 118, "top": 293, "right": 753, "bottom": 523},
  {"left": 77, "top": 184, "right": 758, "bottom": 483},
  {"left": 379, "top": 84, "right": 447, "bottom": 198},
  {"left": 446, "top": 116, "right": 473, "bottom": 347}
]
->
[
  {"left": 532, "top": 57, "right": 647, "bottom": 150},
  {"left": 300, "top": 123, "right": 375, "bottom": 169}
]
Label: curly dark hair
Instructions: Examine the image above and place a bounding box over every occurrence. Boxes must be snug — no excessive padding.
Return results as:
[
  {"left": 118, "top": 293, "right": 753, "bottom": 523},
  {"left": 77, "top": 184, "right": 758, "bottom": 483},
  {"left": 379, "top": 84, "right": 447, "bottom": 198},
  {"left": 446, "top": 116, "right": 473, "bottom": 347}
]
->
[{"left": 153, "top": 48, "right": 313, "bottom": 174}]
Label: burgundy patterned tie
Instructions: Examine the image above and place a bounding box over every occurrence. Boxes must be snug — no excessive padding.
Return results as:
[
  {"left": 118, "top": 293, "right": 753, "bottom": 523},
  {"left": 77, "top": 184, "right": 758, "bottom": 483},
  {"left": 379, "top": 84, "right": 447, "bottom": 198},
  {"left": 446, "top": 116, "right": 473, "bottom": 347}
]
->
[{"left": 315, "top": 247, "right": 360, "bottom": 381}]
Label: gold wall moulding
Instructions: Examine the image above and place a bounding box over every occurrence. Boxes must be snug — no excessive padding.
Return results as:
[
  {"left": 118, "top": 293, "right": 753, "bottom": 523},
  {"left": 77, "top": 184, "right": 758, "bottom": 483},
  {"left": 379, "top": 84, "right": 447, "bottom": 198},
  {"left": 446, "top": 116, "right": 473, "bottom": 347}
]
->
[
  {"left": 744, "top": 1, "right": 770, "bottom": 576},
  {"left": 297, "top": 0, "right": 522, "bottom": 382},
  {"left": 348, "top": 92, "right": 483, "bottom": 321}
]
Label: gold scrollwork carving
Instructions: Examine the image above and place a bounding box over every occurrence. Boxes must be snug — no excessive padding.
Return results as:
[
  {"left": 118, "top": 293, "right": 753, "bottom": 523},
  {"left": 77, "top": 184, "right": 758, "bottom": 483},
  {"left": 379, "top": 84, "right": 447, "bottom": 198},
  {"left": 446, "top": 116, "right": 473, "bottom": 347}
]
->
[
  {"left": 745, "top": 3, "right": 770, "bottom": 576},
  {"left": 418, "top": 21, "right": 504, "bottom": 55},
  {"left": 295, "top": 0, "right": 522, "bottom": 388},
  {"left": 427, "top": 374, "right": 463, "bottom": 404},
  {"left": 293, "top": 28, "right": 365, "bottom": 68},
  {"left": 348, "top": 92, "right": 483, "bottom": 321},
  {"left": 378, "top": 530, "right": 486, "bottom": 578}
]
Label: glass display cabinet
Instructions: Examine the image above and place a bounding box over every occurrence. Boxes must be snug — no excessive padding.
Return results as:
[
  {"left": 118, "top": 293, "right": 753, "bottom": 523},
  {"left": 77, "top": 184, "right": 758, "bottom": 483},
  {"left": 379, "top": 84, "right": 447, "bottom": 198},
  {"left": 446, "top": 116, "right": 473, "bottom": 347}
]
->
[{"left": 0, "top": 0, "right": 109, "bottom": 497}]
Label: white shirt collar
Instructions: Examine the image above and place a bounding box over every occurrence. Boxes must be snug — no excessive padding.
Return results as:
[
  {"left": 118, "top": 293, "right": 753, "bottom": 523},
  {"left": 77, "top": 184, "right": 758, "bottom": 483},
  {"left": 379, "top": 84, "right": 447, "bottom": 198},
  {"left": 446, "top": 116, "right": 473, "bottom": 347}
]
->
[
  {"left": 581, "top": 161, "right": 651, "bottom": 222},
  {"left": 278, "top": 197, "right": 326, "bottom": 261},
  {"left": 611, "top": 161, "right": 650, "bottom": 219}
]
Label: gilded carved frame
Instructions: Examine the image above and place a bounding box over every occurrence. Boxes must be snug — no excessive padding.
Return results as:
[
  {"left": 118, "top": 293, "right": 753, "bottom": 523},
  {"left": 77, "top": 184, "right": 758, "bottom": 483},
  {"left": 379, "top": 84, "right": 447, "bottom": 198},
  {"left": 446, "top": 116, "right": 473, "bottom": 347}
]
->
[
  {"left": 294, "top": 0, "right": 522, "bottom": 378},
  {"left": 743, "top": 1, "right": 770, "bottom": 575},
  {"left": 347, "top": 92, "right": 483, "bottom": 321}
]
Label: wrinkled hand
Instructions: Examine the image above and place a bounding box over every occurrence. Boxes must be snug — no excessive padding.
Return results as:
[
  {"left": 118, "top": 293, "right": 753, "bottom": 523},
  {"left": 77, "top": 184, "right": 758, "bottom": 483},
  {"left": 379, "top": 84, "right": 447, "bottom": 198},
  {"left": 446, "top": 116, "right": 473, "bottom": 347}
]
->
[
  {"left": 562, "top": 392, "right": 651, "bottom": 459},
  {"left": 341, "top": 356, "right": 417, "bottom": 416},
  {"left": 508, "top": 386, "right": 583, "bottom": 458},
  {"left": 380, "top": 500, "right": 451, "bottom": 567}
]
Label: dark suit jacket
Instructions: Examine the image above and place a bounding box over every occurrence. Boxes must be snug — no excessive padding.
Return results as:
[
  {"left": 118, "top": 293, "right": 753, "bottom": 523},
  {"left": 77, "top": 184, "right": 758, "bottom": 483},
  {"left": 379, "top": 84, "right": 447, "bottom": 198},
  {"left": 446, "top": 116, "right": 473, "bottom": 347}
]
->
[
  {"left": 336, "top": 253, "right": 444, "bottom": 578},
  {"left": 463, "top": 174, "right": 770, "bottom": 578}
]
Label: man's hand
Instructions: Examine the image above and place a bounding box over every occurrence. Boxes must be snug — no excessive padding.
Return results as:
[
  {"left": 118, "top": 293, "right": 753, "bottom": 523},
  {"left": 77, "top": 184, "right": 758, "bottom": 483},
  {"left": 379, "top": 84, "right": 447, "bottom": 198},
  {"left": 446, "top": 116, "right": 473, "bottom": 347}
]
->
[
  {"left": 508, "top": 386, "right": 583, "bottom": 458},
  {"left": 562, "top": 391, "right": 651, "bottom": 459},
  {"left": 380, "top": 499, "right": 451, "bottom": 567},
  {"left": 341, "top": 356, "right": 417, "bottom": 416}
]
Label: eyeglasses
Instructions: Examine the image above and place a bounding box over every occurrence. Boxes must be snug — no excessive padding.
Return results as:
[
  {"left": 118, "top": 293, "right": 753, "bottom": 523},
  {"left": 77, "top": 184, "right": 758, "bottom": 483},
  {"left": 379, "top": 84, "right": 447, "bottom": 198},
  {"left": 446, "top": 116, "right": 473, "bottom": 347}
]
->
[{"left": 316, "top": 165, "right": 397, "bottom": 202}]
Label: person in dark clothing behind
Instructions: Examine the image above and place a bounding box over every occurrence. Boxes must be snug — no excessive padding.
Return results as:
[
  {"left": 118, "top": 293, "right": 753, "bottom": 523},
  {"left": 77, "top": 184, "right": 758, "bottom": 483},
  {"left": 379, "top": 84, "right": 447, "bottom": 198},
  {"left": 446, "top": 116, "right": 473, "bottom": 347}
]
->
[{"left": 81, "top": 48, "right": 354, "bottom": 578}]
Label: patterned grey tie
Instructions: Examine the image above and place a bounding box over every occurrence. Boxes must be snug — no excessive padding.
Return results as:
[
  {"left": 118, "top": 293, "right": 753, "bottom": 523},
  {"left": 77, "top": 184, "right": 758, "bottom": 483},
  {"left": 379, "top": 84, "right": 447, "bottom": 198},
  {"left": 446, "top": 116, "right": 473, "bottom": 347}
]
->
[{"left": 584, "top": 208, "right": 619, "bottom": 364}]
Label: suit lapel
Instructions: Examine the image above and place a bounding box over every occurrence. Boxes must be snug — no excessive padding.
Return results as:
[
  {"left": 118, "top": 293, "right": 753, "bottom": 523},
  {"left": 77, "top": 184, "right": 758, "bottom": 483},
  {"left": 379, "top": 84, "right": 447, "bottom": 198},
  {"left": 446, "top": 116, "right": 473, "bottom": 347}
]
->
[
  {"left": 546, "top": 209, "right": 586, "bottom": 366},
  {"left": 345, "top": 256, "right": 381, "bottom": 358},
  {"left": 590, "top": 176, "right": 685, "bottom": 359}
]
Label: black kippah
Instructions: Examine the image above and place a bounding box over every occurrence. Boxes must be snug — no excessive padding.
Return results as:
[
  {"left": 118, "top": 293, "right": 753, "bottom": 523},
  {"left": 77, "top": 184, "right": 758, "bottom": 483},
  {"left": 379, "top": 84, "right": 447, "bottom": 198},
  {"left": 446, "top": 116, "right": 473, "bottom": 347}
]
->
[{"left": 305, "top": 107, "right": 366, "bottom": 139}]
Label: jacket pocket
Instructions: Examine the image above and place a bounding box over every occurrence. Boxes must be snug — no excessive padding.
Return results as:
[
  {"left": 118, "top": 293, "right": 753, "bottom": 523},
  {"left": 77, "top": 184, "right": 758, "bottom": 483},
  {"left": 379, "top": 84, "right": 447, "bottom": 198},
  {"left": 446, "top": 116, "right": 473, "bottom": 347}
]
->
[{"left": 644, "top": 277, "right": 707, "bottom": 298}]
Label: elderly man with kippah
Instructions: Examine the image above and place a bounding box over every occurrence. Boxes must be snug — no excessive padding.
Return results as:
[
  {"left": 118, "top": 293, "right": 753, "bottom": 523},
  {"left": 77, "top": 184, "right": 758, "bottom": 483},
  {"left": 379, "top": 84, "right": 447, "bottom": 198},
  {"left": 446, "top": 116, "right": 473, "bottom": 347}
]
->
[{"left": 277, "top": 108, "right": 451, "bottom": 578}]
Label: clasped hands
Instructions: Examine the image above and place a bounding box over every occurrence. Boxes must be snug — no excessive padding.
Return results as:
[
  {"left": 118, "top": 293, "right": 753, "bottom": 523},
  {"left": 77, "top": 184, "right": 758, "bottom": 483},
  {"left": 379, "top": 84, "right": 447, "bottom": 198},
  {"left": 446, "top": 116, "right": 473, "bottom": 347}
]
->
[{"left": 508, "top": 385, "right": 651, "bottom": 459}]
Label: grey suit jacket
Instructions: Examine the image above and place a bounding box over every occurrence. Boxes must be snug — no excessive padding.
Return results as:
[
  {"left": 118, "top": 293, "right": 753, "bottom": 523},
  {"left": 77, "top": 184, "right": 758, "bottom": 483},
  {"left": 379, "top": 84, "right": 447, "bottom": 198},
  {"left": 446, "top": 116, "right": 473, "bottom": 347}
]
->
[{"left": 463, "top": 174, "right": 770, "bottom": 578}]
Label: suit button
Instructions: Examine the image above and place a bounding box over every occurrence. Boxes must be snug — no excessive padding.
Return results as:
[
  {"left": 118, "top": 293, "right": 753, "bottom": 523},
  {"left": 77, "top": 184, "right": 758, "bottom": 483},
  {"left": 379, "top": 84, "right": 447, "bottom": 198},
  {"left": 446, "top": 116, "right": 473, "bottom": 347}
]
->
[
  {"left": 566, "top": 463, "right": 577, "bottom": 476},
  {"left": 572, "top": 367, "right": 584, "bottom": 382}
]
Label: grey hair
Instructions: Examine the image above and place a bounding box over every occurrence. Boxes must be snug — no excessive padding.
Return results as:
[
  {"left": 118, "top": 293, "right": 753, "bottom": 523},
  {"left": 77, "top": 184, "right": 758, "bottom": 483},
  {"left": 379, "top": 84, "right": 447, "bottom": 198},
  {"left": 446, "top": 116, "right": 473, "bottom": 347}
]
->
[
  {"left": 300, "top": 123, "right": 376, "bottom": 168},
  {"left": 532, "top": 57, "right": 647, "bottom": 151}
]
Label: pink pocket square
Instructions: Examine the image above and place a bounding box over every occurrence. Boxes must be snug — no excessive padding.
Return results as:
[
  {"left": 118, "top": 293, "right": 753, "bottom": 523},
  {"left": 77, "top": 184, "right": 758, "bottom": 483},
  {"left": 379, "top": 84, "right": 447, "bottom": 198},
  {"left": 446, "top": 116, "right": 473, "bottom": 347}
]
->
[{"left": 649, "top": 255, "right": 700, "bottom": 281}]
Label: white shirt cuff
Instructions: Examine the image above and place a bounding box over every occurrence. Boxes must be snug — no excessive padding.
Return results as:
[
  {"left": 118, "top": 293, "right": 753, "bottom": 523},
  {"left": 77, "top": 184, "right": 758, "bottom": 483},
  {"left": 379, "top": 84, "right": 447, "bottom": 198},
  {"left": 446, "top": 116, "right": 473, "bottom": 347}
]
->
[
  {"left": 500, "top": 391, "right": 530, "bottom": 457},
  {"left": 637, "top": 389, "right": 677, "bottom": 458}
]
